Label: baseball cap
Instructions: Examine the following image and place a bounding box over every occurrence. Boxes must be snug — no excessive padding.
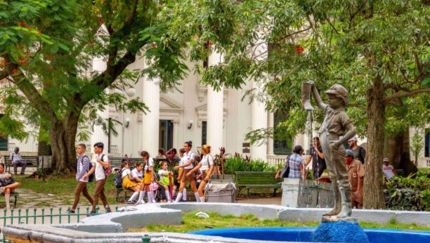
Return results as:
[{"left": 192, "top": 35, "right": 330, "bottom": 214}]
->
[
  {"left": 345, "top": 149, "right": 354, "bottom": 157},
  {"left": 383, "top": 158, "right": 389, "bottom": 162},
  {"left": 348, "top": 136, "right": 357, "bottom": 142}
]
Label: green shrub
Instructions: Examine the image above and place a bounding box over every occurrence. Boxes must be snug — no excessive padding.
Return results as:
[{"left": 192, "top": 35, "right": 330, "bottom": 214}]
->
[
  {"left": 384, "top": 169, "right": 430, "bottom": 211},
  {"left": 223, "top": 156, "right": 278, "bottom": 173}
]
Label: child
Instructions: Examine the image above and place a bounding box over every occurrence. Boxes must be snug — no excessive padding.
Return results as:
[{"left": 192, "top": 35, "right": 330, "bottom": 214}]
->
[
  {"left": 158, "top": 161, "right": 177, "bottom": 202},
  {"left": 137, "top": 151, "right": 155, "bottom": 204},
  {"left": 188, "top": 144, "right": 214, "bottom": 202},
  {"left": 122, "top": 161, "right": 143, "bottom": 204},
  {"left": 304, "top": 81, "right": 357, "bottom": 218}
]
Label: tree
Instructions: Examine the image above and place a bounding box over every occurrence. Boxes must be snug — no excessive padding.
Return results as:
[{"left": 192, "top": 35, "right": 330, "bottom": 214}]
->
[
  {"left": 160, "top": 0, "right": 430, "bottom": 209},
  {"left": 0, "top": 0, "right": 186, "bottom": 173}
]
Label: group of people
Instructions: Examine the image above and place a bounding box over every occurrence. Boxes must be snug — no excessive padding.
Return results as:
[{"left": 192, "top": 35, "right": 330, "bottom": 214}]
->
[
  {"left": 118, "top": 141, "right": 215, "bottom": 204},
  {"left": 72, "top": 140, "right": 216, "bottom": 215}
]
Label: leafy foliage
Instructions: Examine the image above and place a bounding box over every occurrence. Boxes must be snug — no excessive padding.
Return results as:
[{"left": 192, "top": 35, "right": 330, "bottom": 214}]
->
[
  {"left": 384, "top": 169, "right": 430, "bottom": 211},
  {"left": 223, "top": 154, "right": 279, "bottom": 174}
]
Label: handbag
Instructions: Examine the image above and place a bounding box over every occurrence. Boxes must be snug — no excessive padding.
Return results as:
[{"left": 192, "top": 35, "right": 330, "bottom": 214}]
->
[
  {"left": 280, "top": 156, "right": 290, "bottom": 178},
  {"left": 0, "top": 177, "right": 15, "bottom": 186}
]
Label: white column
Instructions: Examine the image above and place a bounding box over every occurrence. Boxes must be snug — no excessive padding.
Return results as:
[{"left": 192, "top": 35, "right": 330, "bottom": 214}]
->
[
  {"left": 250, "top": 80, "right": 268, "bottom": 160},
  {"left": 90, "top": 57, "right": 108, "bottom": 151},
  {"left": 207, "top": 52, "right": 224, "bottom": 151},
  {"left": 142, "top": 77, "right": 160, "bottom": 156},
  {"left": 250, "top": 39, "right": 268, "bottom": 161}
]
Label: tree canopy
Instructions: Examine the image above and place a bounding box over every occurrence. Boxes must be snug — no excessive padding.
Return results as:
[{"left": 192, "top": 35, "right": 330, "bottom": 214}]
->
[{"left": 159, "top": 0, "right": 430, "bottom": 209}]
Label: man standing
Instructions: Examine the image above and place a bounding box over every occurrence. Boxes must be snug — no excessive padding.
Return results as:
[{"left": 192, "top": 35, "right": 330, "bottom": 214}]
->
[
  {"left": 306, "top": 137, "right": 326, "bottom": 180},
  {"left": 89, "top": 142, "right": 111, "bottom": 215},
  {"left": 9, "top": 147, "right": 27, "bottom": 175},
  {"left": 70, "top": 144, "right": 94, "bottom": 213},
  {"left": 345, "top": 149, "right": 365, "bottom": 209},
  {"left": 382, "top": 158, "right": 397, "bottom": 180},
  {"left": 348, "top": 136, "right": 366, "bottom": 164}
]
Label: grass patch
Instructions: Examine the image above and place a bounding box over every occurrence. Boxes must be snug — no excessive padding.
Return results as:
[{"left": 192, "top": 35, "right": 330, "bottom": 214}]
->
[
  {"left": 128, "top": 211, "right": 430, "bottom": 233},
  {"left": 17, "top": 174, "right": 119, "bottom": 205}
]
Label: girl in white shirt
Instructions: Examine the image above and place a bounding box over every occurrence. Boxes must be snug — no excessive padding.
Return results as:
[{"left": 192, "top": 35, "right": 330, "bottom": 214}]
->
[
  {"left": 188, "top": 144, "right": 214, "bottom": 202},
  {"left": 122, "top": 161, "right": 143, "bottom": 203},
  {"left": 174, "top": 141, "right": 199, "bottom": 202},
  {"left": 158, "top": 161, "right": 177, "bottom": 202}
]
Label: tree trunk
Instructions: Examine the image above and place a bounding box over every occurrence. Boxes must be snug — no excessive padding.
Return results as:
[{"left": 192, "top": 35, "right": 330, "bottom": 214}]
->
[
  {"left": 49, "top": 114, "right": 80, "bottom": 174},
  {"left": 363, "top": 77, "right": 386, "bottom": 209}
]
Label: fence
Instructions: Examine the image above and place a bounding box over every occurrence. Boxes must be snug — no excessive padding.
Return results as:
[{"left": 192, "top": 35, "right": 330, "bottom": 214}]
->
[{"left": 0, "top": 206, "right": 120, "bottom": 243}]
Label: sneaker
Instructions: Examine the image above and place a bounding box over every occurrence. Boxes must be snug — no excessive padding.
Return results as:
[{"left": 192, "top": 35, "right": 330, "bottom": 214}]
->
[
  {"left": 87, "top": 211, "right": 97, "bottom": 216},
  {"left": 135, "top": 200, "right": 145, "bottom": 205},
  {"left": 106, "top": 208, "right": 112, "bottom": 213},
  {"left": 67, "top": 209, "right": 75, "bottom": 214}
]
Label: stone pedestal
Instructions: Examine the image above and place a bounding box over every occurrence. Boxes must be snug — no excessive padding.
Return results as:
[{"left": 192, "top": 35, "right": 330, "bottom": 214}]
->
[
  {"left": 281, "top": 178, "right": 300, "bottom": 207},
  {"left": 312, "top": 220, "right": 369, "bottom": 242}
]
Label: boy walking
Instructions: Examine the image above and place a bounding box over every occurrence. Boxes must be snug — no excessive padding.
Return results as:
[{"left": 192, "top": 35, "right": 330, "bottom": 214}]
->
[
  {"left": 70, "top": 144, "right": 93, "bottom": 213},
  {"left": 89, "top": 142, "right": 111, "bottom": 215}
]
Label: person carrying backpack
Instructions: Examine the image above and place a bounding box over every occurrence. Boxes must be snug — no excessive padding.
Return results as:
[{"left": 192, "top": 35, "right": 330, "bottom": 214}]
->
[
  {"left": 70, "top": 143, "right": 94, "bottom": 214},
  {"left": 89, "top": 142, "right": 112, "bottom": 215}
]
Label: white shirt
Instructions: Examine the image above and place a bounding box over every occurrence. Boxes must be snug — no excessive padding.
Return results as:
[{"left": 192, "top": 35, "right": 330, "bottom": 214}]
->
[
  {"left": 383, "top": 164, "right": 395, "bottom": 179},
  {"left": 200, "top": 154, "right": 214, "bottom": 171},
  {"left": 158, "top": 169, "right": 169, "bottom": 177},
  {"left": 92, "top": 153, "right": 109, "bottom": 181},
  {"left": 183, "top": 151, "right": 194, "bottom": 170},
  {"left": 144, "top": 157, "right": 154, "bottom": 171},
  {"left": 131, "top": 168, "right": 143, "bottom": 180},
  {"left": 122, "top": 168, "right": 131, "bottom": 178}
]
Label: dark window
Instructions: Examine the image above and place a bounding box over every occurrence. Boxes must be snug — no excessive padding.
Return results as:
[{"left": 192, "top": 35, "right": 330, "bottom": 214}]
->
[
  {"left": 273, "top": 111, "right": 291, "bottom": 155},
  {"left": 159, "top": 120, "right": 174, "bottom": 151},
  {"left": 202, "top": 121, "right": 207, "bottom": 145},
  {"left": 425, "top": 129, "right": 430, "bottom": 157},
  {"left": 0, "top": 114, "right": 7, "bottom": 151}
]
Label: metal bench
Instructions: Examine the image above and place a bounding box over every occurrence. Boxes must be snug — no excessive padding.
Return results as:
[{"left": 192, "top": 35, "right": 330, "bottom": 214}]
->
[
  {"left": 3, "top": 155, "right": 39, "bottom": 174},
  {"left": 234, "top": 171, "right": 282, "bottom": 198},
  {"left": 1, "top": 191, "right": 19, "bottom": 208},
  {"left": 115, "top": 187, "right": 135, "bottom": 203}
]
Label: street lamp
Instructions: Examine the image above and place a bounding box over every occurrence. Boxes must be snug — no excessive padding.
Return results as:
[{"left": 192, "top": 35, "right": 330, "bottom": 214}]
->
[{"left": 121, "top": 88, "right": 136, "bottom": 156}]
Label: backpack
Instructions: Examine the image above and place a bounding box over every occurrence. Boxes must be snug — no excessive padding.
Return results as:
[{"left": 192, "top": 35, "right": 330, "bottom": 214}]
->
[
  {"left": 80, "top": 155, "right": 94, "bottom": 182},
  {"left": 113, "top": 170, "right": 123, "bottom": 188},
  {"left": 101, "top": 154, "right": 112, "bottom": 177}
]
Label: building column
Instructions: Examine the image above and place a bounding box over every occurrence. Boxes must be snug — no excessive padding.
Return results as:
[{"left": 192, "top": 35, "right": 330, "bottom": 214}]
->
[
  {"left": 141, "top": 76, "right": 160, "bottom": 156},
  {"left": 90, "top": 57, "right": 108, "bottom": 151},
  {"left": 267, "top": 112, "right": 274, "bottom": 156},
  {"left": 207, "top": 52, "right": 224, "bottom": 151},
  {"left": 250, "top": 80, "right": 268, "bottom": 160}
]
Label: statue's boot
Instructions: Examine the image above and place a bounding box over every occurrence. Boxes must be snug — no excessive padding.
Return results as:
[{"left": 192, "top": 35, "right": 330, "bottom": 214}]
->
[
  {"left": 301, "top": 81, "right": 314, "bottom": 111},
  {"left": 323, "top": 183, "right": 341, "bottom": 216},
  {"left": 337, "top": 186, "right": 352, "bottom": 218}
]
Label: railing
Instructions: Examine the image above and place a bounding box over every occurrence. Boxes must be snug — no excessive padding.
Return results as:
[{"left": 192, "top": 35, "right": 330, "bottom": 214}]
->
[
  {"left": 266, "top": 155, "right": 287, "bottom": 167},
  {"left": 0, "top": 206, "right": 120, "bottom": 243}
]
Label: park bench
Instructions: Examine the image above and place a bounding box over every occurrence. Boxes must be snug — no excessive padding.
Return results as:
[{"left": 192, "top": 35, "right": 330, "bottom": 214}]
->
[
  {"left": 1, "top": 191, "right": 19, "bottom": 208},
  {"left": 115, "top": 187, "right": 135, "bottom": 203},
  {"left": 234, "top": 171, "right": 283, "bottom": 198},
  {"left": 2, "top": 155, "right": 39, "bottom": 174}
]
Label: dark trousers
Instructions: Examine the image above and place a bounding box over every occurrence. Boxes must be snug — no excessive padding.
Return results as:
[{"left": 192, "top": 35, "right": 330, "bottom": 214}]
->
[
  {"left": 92, "top": 178, "right": 110, "bottom": 212},
  {"left": 12, "top": 161, "right": 27, "bottom": 175},
  {"left": 72, "top": 181, "right": 93, "bottom": 210}
]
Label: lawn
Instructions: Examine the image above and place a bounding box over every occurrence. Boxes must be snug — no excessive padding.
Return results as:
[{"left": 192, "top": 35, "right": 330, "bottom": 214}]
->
[{"left": 129, "top": 211, "right": 430, "bottom": 233}]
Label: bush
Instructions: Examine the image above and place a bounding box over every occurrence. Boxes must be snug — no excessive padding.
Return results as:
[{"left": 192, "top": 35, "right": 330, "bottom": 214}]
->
[
  {"left": 223, "top": 156, "right": 278, "bottom": 174},
  {"left": 384, "top": 169, "right": 430, "bottom": 211}
]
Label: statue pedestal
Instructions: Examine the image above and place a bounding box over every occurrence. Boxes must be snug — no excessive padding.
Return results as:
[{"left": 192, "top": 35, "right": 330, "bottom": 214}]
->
[{"left": 312, "top": 220, "right": 369, "bottom": 243}]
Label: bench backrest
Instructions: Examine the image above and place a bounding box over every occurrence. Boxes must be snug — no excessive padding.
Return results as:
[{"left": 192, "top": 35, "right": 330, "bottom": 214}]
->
[
  {"left": 3, "top": 155, "right": 39, "bottom": 166},
  {"left": 235, "top": 171, "right": 282, "bottom": 185}
]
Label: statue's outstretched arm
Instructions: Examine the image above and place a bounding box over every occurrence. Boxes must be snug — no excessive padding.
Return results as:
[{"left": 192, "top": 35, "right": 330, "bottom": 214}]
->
[{"left": 311, "top": 84, "right": 327, "bottom": 110}]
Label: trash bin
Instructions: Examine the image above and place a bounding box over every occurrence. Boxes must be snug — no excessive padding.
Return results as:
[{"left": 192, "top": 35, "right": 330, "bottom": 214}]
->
[{"left": 205, "top": 181, "right": 236, "bottom": 203}]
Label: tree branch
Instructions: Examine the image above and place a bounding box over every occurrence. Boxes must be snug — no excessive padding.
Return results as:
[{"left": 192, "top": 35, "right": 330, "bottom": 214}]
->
[{"left": 384, "top": 87, "right": 430, "bottom": 104}]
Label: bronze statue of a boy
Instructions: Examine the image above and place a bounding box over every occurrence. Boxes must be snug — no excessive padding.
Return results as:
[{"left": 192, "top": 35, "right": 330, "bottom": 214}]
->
[{"left": 302, "top": 81, "right": 357, "bottom": 219}]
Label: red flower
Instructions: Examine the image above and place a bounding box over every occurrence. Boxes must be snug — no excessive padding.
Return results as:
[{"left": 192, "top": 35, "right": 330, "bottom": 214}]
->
[
  {"left": 12, "top": 69, "right": 18, "bottom": 74},
  {"left": 18, "top": 22, "right": 23, "bottom": 27},
  {"left": 38, "top": 30, "right": 41, "bottom": 35},
  {"left": 295, "top": 46, "right": 304, "bottom": 54},
  {"left": 206, "top": 40, "right": 212, "bottom": 48}
]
